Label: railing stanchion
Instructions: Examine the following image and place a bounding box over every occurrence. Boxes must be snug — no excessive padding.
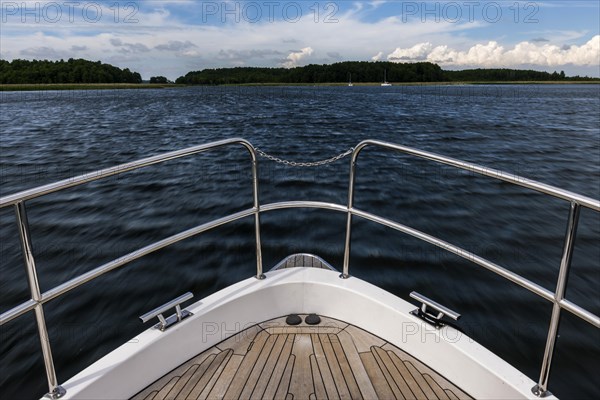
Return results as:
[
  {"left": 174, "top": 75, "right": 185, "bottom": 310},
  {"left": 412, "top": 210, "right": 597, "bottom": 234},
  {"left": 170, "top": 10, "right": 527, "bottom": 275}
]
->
[
  {"left": 252, "top": 157, "right": 265, "bottom": 280},
  {"left": 14, "top": 201, "right": 65, "bottom": 398},
  {"left": 533, "top": 202, "right": 580, "bottom": 397},
  {"left": 342, "top": 149, "right": 360, "bottom": 279}
]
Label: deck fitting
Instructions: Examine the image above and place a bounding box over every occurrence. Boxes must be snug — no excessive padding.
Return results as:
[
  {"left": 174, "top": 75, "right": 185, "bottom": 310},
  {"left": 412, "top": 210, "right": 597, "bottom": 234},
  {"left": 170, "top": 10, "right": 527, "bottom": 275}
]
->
[
  {"left": 285, "top": 314, "right": 302, "bottom": 325},
  {"left": 305, "top": 314, "right": 321, "bottom": 325}
]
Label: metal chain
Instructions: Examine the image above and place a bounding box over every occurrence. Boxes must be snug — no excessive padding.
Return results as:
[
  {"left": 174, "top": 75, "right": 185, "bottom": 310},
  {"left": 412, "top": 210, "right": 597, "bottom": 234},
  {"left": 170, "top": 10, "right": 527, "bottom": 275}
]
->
[{"left": 256, "top": 147, "right": 355, "bottom": 167}]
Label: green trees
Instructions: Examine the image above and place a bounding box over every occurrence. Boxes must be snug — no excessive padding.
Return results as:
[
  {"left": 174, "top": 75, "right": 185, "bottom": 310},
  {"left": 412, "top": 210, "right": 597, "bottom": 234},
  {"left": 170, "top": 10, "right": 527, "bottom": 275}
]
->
[
  {"left": 176, "top": 62, "right": 594, "bottom": 85},
  {"left": 150, "top": 76, "right": 169, "bottom": 84},
  {"left": 1, "top": 58, "right": 593, "bottom": 86},
  {"left": 442, "top": 68, "right": 580, "bottom": 82},
  {"left": 0, "top": 59, "right": 142, "bottom": 84},
  {"left": 176, "top": 62, "right": 446, "bottom": 84}
]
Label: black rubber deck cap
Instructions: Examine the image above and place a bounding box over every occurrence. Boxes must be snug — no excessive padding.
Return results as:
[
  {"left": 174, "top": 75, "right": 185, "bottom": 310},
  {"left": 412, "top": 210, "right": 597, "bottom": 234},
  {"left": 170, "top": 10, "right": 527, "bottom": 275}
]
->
[
  {"left": 286, "top": 314, "right": 302, "bottom": 325},
  {"left": 305, "top": 314, "right": 321, "bottom": 325}
]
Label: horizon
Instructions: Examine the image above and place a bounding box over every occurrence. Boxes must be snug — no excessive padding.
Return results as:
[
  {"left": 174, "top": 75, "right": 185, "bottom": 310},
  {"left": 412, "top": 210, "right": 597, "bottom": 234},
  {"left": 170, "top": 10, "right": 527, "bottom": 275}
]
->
[{"left": 1, "top": 1, "right": 599, "bottom": 81}]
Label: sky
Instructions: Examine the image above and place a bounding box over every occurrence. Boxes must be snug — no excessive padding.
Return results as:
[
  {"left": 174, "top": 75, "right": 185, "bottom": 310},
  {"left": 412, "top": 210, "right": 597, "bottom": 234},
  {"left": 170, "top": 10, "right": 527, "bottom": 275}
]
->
[{"left": 0, "top": 0, "right": 599, "bottom": 80}]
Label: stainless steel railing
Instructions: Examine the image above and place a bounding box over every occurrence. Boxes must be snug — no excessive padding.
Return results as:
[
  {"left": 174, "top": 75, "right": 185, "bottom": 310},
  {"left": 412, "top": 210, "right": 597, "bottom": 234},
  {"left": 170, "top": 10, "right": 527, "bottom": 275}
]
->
[
  {"left": 0, "top": 138, "right": 263, "bottom": 398},
  {"left": 1, "top": 138, "right": 598, "bottom": 398},
  {"left": 342, "top": 140, "right": 600, "bottom": 398}
]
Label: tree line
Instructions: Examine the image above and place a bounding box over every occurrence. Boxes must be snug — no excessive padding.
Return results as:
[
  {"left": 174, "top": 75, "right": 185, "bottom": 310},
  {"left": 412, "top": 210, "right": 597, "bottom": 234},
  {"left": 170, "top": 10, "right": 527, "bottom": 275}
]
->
[
  {"left": 176, "top": 62, "right": 445, "bottom": 84},
  {"left": 1, "top": 58, "right": 596, "bottom": 85},
  {"left": 0, "top": 59, "right": 142, "bottom": 84},
  {"left": 443, "top": 68, "right": 592, "bottom": 81},
  {"left": 176, "top": 62, "right": 597, "bottom": 84}
]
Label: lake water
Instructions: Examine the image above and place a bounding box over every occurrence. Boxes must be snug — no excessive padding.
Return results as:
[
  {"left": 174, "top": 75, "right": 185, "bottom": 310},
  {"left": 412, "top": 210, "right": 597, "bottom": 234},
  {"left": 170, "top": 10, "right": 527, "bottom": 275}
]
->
[{"left": 1, "top": 85, "right": 599, "bottom": 399}]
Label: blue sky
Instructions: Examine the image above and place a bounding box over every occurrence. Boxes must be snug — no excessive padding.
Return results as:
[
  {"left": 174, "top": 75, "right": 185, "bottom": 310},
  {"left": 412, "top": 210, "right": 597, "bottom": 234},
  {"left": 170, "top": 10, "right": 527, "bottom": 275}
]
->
[{"left": 1, "top": 1, "right": 598, "bottom": 79}]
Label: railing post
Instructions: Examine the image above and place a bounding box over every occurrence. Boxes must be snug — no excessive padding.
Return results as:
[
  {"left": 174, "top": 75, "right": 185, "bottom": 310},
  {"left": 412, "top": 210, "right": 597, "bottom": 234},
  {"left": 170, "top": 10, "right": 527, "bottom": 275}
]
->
[
  {"left": 252, "top": 157, "right": 265, "bottom": 279},
  {"left": 532, "top": 202, "right": 580, "bottom": 397},
  {"left": 341, "top": 154, "right": 358, "bottom": 279},
  {"left": 14, "top": 201, "right": 65, "bottom": 399}
]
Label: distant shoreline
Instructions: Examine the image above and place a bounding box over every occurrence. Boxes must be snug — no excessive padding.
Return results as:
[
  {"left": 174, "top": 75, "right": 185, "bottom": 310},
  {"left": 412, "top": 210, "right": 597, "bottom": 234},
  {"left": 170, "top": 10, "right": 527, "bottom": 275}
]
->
[
  {"left": 0, "top": 83, "right": 178, "bottom": 91},
  {"left": 1, "top": 81, "right": 598, "bottom": 91}
]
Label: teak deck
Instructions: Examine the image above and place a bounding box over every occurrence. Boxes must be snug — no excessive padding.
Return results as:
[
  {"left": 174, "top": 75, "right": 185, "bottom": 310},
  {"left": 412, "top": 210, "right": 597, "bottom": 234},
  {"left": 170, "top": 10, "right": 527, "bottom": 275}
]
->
[{"left": 132, "top": 315, "right": 471, "bottom": 400}]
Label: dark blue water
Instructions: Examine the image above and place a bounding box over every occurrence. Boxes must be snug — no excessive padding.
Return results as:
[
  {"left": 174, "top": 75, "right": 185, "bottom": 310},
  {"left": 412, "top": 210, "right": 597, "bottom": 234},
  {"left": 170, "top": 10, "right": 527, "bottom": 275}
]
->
[{"left": 1, "top": 85, "right": 599, "bottom": 399}]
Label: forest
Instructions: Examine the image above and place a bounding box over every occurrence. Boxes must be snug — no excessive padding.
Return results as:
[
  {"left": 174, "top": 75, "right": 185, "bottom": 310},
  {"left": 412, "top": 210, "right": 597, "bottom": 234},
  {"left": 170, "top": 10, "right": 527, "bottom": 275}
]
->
[
  {"left": 176, "top": 62, "right": 445, "bottom": 84},
  {"left": 176, "top": 61, "right": 595, "bottom": 85},
  {"left": 1, "top": 59, "right": 596, "bottom": 85},
  {"left": 0, "top": 59, "right": 142, "bottom": 84}
]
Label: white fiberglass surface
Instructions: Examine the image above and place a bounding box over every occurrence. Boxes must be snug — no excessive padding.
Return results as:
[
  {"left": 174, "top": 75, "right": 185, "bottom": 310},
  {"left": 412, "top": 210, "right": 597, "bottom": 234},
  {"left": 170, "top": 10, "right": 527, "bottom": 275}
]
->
[{"left": 59, "top": 268, "right": 551, "bottom": 400}]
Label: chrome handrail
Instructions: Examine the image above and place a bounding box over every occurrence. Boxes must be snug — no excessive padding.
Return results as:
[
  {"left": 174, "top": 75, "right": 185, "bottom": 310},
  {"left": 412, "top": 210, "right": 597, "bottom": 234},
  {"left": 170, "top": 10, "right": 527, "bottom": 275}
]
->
[
  {"left": 341, "top": 140, "right": 599, "bottom": 398},
  {"left": 0, "top": 138, "right": 263, "bottom": 398},
  {"left": 0, "top": 139, "right": 598, "bottom": 398}
]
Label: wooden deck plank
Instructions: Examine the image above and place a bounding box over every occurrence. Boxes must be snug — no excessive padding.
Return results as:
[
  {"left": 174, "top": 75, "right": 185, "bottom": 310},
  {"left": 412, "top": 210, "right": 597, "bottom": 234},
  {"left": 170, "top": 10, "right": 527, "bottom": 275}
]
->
[
  {"left": 344, "top": 324, "right": 385, "bottom": 353},
  {"left": 237, "top": 333, "right": 278, "bottom": 399},
  {"left": 163, "top": 365, "right": 199, "bottom": 400},
  {"left": 288, "top": 334, "right": 315, "bottom": 399},
  {"left": 309, "top": 354, "right": 327, "bottom": 400},
  {"left": 403, "top": 360, "right": 439, "bottom": 400},
  {"left": 275, "top": 354, "right": 296, "bottom": 399},
  {"left": 359, "top": 352, "right": 396, "bottom": 400},
  {"left": 337, "top": 330, "right": 378, "bottom": 400},
  {"left": 222, "top": 329, "right": 270, "bottom": 399},
  {"left": 132, "top": 316, "right": 473, "bottom": 400},
  {"left": 197, "top": 350, "right": 234, "bottom": 400},
  {"left": 311, "top": 333, "right": 339, "bottom": 399},
  {"left": 165, "top": 354, "right": 216, "bottom": 399},
  {"left": 320, "top": 334, "right": 352, "bottom": 399},
  {"left": 132, "top": 388, "right": 157, "bottom": 400},
  {"left": 155, "top": 377, "right": 179, "bottom": 399},
  {"left": 206, "top": 354, "right": 243, "bottom": 400},
  {"left": 131, "top": 348, "right": 219, "bottom": 400},
  {"left": 142, "top": 392, "right": 157, "bottom": 400},
  {"left": 328, "top": 333, "right": 363, "bottom": 400},
  {"left": 424, "top": 374, "right": 451, "bottom": 400},
  {"left": 387, "top": 350, "right": 428, "bottom": 399},
  {"left": 383, "top": 343, "right": 471, "bottom": 399},
  {"left": 382, "top": 343, "right": 470, "bottom": 399},
  {"left": 249, "top": 334, "right": 289, "bottom": 399},
  {"left": 246, "top": 334, "right": 288, "bottom": 399},
  {"left": 262, "top": 334, "right": 295, "bottom": 400},
  {"left": 216, "top": 324, "right": 262, "bottom": 356},
  {"left": 186, "top": 350, "right": 232, "bottom": 399},
  {"left": 372, "top": 346, "right": 406, "bottom": 400}
]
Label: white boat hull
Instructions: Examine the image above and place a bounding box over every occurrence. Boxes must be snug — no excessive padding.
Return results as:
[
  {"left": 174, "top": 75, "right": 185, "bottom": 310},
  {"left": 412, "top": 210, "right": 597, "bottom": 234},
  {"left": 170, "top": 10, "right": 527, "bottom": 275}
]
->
[{"left": 58, "top": 267, "right": 551, "bottom": 400}]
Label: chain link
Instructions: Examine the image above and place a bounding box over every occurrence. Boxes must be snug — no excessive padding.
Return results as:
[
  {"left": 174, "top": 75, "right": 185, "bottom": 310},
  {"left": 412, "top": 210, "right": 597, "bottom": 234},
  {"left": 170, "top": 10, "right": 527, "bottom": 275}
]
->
[{"left": 256, "top": 147, "right": 355, "bottom": 167}]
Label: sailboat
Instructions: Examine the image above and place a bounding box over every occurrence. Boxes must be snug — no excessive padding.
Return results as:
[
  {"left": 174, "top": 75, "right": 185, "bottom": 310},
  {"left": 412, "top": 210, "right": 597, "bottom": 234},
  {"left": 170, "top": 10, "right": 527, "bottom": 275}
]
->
[
  {"left": 348, "top": 73, "right": 353, "bottom": 87},
  {"left": 381, "top": 69, "right": 392, "bottom": 86}
]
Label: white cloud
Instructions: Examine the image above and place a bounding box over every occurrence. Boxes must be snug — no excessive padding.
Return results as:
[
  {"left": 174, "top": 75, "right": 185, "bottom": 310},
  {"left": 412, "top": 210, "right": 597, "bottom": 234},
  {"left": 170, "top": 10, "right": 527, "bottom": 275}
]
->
[
  {"left": 180, "top": 49, "right": 203, "bottom": 57},
  {"left": 282, "top": 47, "right": 314, "bottom": 68},
  {"left": 0, "top": 0, "right": 486, "bottom": 79},
  {"left": 371, "top": 51, "right": 383, "bottom": 61},
  {"left": 1, "top": 1, "right": 597, "bottom": 79},
  {"left": 387, "top": 35, "right": 600, "bottom": 68},
  {"left": 388, "top": 43, "right": 433, "bottom": 61}
]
